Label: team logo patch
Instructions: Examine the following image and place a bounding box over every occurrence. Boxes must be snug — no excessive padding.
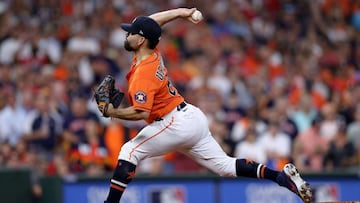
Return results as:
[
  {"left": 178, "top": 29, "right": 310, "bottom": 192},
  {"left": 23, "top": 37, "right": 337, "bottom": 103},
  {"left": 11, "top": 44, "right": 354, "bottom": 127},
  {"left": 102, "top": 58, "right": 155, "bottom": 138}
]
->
[{"left": 134, "top": 91, "right": 147, "bottom": 103}]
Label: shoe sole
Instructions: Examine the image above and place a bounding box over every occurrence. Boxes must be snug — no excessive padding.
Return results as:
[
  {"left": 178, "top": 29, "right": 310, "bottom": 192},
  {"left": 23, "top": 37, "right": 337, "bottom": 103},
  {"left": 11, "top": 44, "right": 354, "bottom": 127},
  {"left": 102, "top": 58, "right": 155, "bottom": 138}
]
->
[{"left": 284, "top": 163, "right": 313, "bottom": 203}]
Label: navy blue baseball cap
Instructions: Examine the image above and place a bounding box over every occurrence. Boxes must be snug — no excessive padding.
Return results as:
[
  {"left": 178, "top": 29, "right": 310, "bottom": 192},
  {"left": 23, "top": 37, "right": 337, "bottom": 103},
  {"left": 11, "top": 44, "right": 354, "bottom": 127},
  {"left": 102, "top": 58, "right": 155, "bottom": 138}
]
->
[{"left": 121, "top": 16, "right": 161, "bottom": 42}]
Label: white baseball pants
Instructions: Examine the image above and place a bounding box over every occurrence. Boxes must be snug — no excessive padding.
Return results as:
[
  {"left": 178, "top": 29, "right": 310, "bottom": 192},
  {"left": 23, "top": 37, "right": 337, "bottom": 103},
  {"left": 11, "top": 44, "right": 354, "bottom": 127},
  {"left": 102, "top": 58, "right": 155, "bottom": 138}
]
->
[{"left": 118, "top": 103, "right": 237, "bottom": 177}]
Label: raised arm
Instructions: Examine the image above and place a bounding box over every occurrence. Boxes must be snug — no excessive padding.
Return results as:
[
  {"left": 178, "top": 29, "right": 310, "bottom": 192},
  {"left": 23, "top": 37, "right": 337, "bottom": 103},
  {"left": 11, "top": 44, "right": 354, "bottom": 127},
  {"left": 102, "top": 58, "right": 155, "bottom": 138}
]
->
[{"left": 149, "top": 7, "right": 201, "bottom": 26}]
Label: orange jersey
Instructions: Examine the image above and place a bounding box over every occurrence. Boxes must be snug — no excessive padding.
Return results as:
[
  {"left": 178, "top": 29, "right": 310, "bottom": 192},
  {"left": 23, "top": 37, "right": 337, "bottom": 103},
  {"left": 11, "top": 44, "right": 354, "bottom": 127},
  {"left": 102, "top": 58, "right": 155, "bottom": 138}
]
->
[{"left": 125, "top": 49, "right": 184, "bottom": 123}]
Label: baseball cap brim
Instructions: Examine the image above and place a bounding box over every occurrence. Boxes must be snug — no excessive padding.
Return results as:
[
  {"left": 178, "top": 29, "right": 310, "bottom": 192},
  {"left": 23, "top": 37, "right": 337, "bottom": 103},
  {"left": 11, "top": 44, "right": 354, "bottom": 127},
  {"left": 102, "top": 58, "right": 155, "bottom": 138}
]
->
[{"left": 120, "top": 24, "right": 136, "bottom": 33}]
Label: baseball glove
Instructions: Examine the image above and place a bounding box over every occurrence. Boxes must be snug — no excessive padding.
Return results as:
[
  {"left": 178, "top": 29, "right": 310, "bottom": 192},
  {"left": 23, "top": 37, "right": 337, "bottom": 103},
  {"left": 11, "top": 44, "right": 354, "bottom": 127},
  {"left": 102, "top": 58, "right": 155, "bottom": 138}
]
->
[{"left": 94, "top": 75, "right": 124, "bottom": 117}]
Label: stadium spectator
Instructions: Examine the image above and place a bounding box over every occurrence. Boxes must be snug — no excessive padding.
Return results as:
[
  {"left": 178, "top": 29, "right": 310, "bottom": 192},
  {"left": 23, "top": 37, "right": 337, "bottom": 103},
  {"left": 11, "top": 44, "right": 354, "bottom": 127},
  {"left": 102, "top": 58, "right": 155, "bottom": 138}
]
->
[
  {"left": 290, "top": 93, "right": 318, "bottom": 133},
  {"left": 258, "top": 120, "right": 291, "bottom": 171},
  {"left": 209, "top": 118, "right": 233, "bottom": 156},
  {"left": 234, "top": 127, "right": 267, "bottom": 164},
  {"left": 273, "top": 96, "right": 299, "bottom": 141},
  {"left": 230, "top": 114, "right": 251, "bottom": 144},
  {"left": 346, "top": 104, "right": 360, "bottom": 150},
  {"left": 292, "top": 116, "right": 328, "bottom": 172},
  {"left": 23, "top": 88, "right": 63, "bottom": 158},
  {"left": 61, "top": 94, "right": 99, "bottom": 153},
  {"left": 319, "top": 102, "right": 343, "bottom": 142},
  {"left": 0, "top": 85, "right": 27, "bottom": 146},
  {"left": 68, "top": 119, "right": 109, "bottom": 176},
  {"left": 323, "top": 124, "right": 357, "bottom": 170}
]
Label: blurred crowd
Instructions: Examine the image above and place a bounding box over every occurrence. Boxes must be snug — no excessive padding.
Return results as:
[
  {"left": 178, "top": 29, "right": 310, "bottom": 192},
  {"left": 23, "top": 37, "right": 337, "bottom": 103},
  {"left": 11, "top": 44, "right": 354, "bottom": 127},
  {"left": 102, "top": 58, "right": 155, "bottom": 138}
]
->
[{"left": 1, "top": 0, "right": 360, "bottom": 190}]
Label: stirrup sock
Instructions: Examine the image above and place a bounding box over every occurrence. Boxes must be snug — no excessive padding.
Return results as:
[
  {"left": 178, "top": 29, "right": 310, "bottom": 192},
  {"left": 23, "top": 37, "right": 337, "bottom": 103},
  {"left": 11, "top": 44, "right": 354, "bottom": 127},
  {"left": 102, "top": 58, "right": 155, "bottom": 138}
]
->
[
  {"left": 235, "top": 159, "right": 278, "bottom": 181},
  {"left": 105, "top": 159, "right": 136, "bottom": 203}
]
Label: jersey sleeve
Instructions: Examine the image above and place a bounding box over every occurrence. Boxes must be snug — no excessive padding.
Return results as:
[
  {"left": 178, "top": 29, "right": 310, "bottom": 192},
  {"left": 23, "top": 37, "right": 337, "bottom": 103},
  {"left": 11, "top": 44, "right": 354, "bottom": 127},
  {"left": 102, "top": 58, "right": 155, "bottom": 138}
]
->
[{"left": 128, "top": 78, "right": 159, "bottom": 112}]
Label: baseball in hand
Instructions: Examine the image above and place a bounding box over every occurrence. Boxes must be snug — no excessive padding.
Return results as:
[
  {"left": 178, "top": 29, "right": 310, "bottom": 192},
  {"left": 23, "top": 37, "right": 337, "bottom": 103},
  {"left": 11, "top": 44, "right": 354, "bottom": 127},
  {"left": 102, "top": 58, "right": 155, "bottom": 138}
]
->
[{"left": 191, "top": 10, "right": 203, "bottom": 21}]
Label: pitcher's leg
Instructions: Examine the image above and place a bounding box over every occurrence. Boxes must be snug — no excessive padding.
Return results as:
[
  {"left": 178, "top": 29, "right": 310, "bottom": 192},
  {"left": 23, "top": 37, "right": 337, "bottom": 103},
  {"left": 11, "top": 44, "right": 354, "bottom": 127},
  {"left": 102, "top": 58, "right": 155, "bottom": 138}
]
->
[
  {"left": 105, "top": 120, "right": 184, "bottom": 203},
  {"left": 186, "top": 135, "right": 272, "bottom": 179},
  {"left": 184, "top": 131, "right": 238, "bottom": 177},
  {"left": 104, "top": 160, "right": 136, "bottom": 203},
  {"left": 118, "top": 120, "right": 184, "bottom": 164},
  {"left": 186, "top": 132, "right": 312, "bottom": 202}
]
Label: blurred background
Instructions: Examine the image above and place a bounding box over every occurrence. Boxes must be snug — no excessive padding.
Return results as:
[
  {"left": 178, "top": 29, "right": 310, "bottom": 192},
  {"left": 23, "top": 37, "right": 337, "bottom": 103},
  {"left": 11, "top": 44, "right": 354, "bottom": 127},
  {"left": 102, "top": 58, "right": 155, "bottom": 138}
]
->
[{"left": 0, "top": 0, "right": 360, "bottom": 202}]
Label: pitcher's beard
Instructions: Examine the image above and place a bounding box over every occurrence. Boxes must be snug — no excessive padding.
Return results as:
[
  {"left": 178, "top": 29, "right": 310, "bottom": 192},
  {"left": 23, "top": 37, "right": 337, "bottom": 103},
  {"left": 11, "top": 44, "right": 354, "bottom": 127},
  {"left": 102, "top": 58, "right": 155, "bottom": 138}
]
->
[{"left": 124, "top": 40, "right": 135, "bottom": 51}]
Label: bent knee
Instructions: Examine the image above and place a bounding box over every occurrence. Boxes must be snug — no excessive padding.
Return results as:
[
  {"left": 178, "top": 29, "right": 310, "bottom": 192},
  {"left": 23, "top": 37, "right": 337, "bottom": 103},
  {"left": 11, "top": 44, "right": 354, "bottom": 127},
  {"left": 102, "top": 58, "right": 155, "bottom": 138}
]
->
[
  {"left": 118, "top": 142, "right": 140, "bottom": 165},
  {"left": 217, "top": 170, "right": 236, "bottom": 177},
  {"left": 213, "top": 157, "right": 237, "bottom": 177}
]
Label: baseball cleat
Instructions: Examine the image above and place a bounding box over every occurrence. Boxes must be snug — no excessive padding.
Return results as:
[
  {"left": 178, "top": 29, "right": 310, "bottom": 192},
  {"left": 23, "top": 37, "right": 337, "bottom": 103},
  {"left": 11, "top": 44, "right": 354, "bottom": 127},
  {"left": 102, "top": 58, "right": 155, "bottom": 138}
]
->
[{"left": 277, "top": 163, "right": 313, "bottom": 203}]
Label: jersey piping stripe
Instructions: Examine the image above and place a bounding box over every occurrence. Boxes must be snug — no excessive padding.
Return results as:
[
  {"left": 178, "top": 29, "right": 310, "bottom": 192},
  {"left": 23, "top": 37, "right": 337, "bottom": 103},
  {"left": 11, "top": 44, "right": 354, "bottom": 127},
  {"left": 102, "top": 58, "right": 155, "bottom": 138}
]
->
[{"left": 128, "top": 116, "right": 175, "bottom": 161}]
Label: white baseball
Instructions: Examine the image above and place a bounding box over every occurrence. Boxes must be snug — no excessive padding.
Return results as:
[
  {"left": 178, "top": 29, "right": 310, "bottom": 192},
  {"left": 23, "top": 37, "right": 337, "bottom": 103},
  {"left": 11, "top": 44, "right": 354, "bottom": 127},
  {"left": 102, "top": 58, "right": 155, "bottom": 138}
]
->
[{"left": 191, "top": 10, "right": 203, "bottom": 21}]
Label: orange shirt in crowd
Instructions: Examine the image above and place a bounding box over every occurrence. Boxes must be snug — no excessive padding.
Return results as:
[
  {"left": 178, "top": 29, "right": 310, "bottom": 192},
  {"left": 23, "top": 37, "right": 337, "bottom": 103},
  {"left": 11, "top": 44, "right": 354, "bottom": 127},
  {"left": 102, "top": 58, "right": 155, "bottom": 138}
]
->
[
  {"left": 104, "top": 122, "right": 138, "bottom": 169},
  {"left": 288, "top": 86, "right": 326, "bottom": 110},
  {"left": 321, "top": 0, "right": 352, "bottom": 18}
]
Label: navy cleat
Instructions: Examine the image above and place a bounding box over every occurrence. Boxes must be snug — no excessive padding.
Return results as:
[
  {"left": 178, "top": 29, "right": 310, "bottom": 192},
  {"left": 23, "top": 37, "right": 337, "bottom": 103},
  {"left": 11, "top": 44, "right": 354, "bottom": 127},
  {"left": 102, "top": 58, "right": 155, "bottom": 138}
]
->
[{"left": 277, "top": 163, "right": 313, "bottom": 203}]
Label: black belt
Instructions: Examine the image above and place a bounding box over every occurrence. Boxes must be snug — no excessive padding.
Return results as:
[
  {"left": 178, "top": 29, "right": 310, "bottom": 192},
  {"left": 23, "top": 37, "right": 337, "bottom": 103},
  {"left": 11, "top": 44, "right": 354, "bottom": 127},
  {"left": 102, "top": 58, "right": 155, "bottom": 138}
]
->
[
  {"left": 176, "top": 101, "right": 187, "bottom": 111},
  {"left": 155, "top": 102, "right": 187, "bottom": 121}
]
